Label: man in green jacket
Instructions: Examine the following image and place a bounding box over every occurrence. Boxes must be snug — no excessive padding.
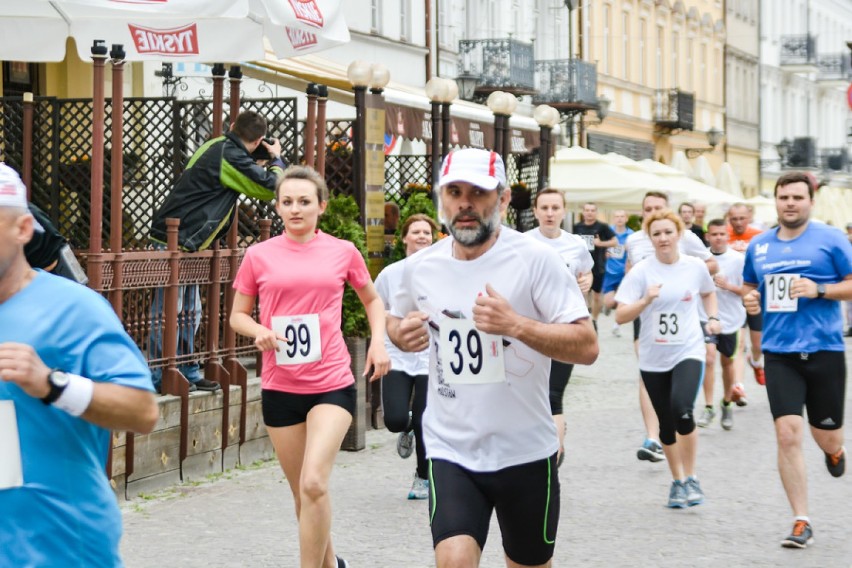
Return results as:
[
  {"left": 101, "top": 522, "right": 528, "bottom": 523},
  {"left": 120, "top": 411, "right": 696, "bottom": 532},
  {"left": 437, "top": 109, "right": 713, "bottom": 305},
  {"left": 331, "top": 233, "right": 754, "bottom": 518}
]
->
[{"left": 148, "top": 110, "right": 285, "bottom": 392}]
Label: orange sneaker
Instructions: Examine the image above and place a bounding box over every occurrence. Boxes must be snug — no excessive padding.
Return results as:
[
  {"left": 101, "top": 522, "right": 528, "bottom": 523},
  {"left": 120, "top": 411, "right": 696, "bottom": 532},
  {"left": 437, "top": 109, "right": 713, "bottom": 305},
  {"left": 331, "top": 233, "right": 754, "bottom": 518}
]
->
[
  {"left": 748, "top": 354, "right": 766, "bottom": 386},
  {"left": 731, "top": 383, "right": 748, "bottom": 407}
]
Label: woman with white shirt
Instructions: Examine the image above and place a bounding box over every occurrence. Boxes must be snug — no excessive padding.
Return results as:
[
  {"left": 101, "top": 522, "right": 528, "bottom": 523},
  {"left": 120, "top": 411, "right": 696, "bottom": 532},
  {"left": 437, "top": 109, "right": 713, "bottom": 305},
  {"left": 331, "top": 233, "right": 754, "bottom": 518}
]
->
[{"left": 615, "top": 210, "right": 721, "bottom": 508}]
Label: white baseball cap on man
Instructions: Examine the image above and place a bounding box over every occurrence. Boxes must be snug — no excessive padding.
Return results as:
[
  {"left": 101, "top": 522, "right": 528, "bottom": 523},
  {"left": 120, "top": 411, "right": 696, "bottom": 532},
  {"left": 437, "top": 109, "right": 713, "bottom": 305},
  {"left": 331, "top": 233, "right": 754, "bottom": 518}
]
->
[
  {"left": 438, "top": 148, "right": 507, "bottom": 190},
  {"left": 0, "top": 163, "right": 28, "bottom": 209}
]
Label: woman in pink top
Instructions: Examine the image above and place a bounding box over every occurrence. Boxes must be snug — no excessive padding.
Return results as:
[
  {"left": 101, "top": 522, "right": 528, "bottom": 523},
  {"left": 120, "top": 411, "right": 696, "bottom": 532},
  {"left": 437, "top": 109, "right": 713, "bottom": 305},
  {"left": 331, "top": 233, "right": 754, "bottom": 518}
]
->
[{"left": 230, "top": 165, "right": 390, "bottom": 568}]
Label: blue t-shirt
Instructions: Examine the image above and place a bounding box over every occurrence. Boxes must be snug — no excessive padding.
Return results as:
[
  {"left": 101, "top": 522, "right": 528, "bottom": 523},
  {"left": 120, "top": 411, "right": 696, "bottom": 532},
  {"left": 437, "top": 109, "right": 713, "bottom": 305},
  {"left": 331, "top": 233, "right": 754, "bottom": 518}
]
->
[
  {"left": 0, "top": 271, "right": 153, "bottom": 568},
  {"left": 743, "top": 222, "right": 852, "bottom": 353},
  {"left": 605, "top": 226, "right": 634, "bottom": 279}
]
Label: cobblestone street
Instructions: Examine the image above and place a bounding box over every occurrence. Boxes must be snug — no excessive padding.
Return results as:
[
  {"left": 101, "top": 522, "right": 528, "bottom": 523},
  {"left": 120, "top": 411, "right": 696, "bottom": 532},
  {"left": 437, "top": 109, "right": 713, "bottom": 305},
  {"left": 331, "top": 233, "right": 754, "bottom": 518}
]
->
[{"left": 121, "top": 313, "right": 852, "bottom": 568}]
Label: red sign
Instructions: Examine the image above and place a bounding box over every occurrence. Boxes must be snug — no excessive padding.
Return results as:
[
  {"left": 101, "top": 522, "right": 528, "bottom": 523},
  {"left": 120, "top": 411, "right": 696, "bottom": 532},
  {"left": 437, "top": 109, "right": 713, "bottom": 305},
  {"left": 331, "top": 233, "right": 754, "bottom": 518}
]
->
[
  {"left": 847, "top": 83, "right": 852, "bottom": 110},
  {"left": 288, "top": 0, "right": 324, "bottom": 29},
  {"left": 128, "top": 23, "right": 199, "bottom": 56},
  {"left": 286, "top": 26, "right": 318, "bottom": 50}
]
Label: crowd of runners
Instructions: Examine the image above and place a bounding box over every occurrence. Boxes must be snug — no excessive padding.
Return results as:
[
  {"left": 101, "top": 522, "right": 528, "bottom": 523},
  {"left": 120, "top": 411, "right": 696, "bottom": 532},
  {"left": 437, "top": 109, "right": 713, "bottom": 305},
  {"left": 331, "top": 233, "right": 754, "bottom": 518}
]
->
[{"left": 2, "top": 149, "right": 851, "bottom": 567}]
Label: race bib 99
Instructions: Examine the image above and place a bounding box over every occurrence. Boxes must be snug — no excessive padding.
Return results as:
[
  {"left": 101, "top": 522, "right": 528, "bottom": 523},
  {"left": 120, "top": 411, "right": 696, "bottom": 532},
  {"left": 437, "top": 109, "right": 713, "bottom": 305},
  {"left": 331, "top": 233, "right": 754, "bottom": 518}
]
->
[
  {"left": 652, "top": 311, "right": 685, "bottom": 344},
  {"left": 271, "top": 314, "right": 322, "bottom": 365},
  {"left": 765, "top": 274, "right": 798, "bottom": 312},
  {"left": 439, "top": 319, "right": 505, "bottom": 384}
]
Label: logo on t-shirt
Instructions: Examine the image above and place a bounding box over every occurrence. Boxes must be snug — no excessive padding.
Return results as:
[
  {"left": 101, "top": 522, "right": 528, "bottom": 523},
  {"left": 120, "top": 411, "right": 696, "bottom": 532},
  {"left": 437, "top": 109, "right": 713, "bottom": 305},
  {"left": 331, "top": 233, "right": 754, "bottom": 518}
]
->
[
  {"left": 754, "top": 243, "right": 769, "bottom": 256},
  {"left": 681, "top": 291, "right": 693, "bottom": 302}
]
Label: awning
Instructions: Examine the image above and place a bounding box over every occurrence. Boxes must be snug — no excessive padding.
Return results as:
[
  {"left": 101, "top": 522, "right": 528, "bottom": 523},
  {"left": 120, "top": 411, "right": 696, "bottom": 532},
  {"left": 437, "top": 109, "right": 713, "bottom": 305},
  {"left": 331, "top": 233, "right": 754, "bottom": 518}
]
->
[{"left": 249, "top": 54, "right": 543, "bottom": 153}]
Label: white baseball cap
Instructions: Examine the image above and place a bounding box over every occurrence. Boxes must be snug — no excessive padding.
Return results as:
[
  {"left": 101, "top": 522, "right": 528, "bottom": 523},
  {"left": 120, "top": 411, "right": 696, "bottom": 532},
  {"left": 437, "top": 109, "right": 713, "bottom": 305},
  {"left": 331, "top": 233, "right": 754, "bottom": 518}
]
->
[
  {"left": 0, "top": 163, "right": 28, "bottom": 209},
  {"left": 438, "top": 148, "right": 507, "bottom": 190}
]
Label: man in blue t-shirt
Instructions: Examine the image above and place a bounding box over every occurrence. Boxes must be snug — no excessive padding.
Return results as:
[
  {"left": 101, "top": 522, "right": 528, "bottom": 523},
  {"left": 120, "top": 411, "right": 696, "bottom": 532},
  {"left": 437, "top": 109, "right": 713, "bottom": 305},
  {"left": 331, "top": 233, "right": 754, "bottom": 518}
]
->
[
  {"left": 742, "top": 171, "right": 852, "bottom": 550},
  {"left": 0, "top": 164, "right": 159, "bottom": 567},
  {"left": 602, "top": 209, "right": 634, "bottom": 337}
]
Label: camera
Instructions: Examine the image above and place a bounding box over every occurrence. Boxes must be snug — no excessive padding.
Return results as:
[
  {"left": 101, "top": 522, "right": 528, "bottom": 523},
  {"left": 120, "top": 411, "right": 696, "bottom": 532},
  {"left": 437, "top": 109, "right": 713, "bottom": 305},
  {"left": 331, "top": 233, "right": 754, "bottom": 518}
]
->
[{"left": 251, "top": 137, "right": 277, "bottom": 161}]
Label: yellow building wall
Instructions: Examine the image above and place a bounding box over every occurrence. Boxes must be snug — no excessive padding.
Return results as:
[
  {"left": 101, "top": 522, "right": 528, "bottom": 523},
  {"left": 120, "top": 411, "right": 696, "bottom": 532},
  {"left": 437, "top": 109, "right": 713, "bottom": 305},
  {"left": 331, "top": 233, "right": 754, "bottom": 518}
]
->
[
  {"left": 727, "top": 147, "right": 761, "bottom": 198},
  {"left": 580, "top": 0, "right": 726, "bottom": 167}
]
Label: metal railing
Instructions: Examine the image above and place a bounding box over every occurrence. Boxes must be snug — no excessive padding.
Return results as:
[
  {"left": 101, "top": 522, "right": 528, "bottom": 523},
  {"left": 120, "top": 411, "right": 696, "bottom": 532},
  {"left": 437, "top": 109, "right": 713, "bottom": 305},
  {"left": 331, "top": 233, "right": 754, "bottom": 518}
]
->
[
  {"left": 458, "top": 38, "right": 536, "bottom": 94},
  {"left": 653, "top": 89, "right": 694, "bottom": 131},
  {"left": 817, "top": 53, "right": 852, "bottom": 82},
  {"left": 780, "top": 34, "right": 817, "bottom": 67},
  {"left": 532, "top": 59, "right": 598, "bottom": 107},
  {"left": 820, "top": 147, "right": 850, "bottom": 171}
]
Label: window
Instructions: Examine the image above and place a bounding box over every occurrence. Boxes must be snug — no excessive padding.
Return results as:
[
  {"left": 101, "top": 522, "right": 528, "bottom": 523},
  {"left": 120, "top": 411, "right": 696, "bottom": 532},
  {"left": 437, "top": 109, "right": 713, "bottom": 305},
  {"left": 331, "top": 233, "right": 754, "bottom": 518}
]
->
[
  {"left": 639, "top": 19, "right": 646, "bottom": 85},
  {"left": 400, "top": 0, "right": 409, "bottom": 41},
  {"left": 700, "top": 43, "right": 707, "bottom": 95},
  {"left": 622, "top": 12, "right": 630, "bottom": 80},
  {"left": 671, "top": 31, "right": 679, "bottom": 88},
  {"left": 583, "top": 4, "right": 593, "bottom": 60},
  {"left": 438, "top": 0, "right": 450, "bottom": 48},
  {"left": 370, "top": 0, "right": 381, "bottom": 33},
  {"left": 603, "top": 4, "right": 611, "bottom": 74},
  {"left": 686, "top": 38, "right": 693, "bottom": 90}
]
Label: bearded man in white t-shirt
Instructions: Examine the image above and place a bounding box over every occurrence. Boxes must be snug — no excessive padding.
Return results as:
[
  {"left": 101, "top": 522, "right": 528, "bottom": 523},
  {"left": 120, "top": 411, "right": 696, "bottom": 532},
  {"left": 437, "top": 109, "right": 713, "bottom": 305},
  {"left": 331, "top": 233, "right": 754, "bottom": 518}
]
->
[{"left": 388, "top": 148, "right": 598, "bottom": 568}]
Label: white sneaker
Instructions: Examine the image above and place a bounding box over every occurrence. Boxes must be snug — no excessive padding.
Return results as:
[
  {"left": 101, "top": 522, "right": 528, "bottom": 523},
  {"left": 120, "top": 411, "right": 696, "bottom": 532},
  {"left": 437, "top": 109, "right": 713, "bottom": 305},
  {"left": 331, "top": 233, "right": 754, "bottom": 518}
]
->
[
  {"left": 408, "top": 475, "right": 429, "bottom": 500},
  {"left": 611, "top": 323, "right": 621, "bottom": 337}
]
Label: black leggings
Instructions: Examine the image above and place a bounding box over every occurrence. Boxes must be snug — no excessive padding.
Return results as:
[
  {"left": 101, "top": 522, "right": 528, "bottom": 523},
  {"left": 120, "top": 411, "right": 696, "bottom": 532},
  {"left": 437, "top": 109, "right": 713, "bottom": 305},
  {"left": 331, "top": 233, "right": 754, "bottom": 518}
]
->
[
  {"left": 549, "top": 360, "right": 574, "bottom": 414},
  {"left": 382, "top": 369, "right": 429, "bottom": 479},
  {"left": 640, "top": 359, "right": 704, "bottom": 446}
]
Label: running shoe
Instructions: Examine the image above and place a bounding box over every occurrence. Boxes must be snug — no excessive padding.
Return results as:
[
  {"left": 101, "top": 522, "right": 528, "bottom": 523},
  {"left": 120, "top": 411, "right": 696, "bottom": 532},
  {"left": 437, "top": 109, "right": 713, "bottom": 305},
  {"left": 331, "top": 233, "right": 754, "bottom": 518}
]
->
[
  {"left": 666, "top": 480, "right": 687, "bottom": 508},
  {"left": 637, "top": 438, "right": 666, "bottom": 462},
  {"left": 397, "top": 430, "right": 414, "bottom": 459},
  {"left": 730, "top": 383, "right": 748, "bottom": 407},
  {"left": 611, "top": 322, "right": 621, "bottom": 337},
  {"left": 825, "top": 446, "right": 846, "bottom": 478},
  {"left": 748, "top": 354, "right": 766, "bottom": 386},
  {"left": 720, "top": 400, "right": 733, "bottom": 430},
  {"left": 336, "top": 555, "right": 350, "bottom": 568},
  {"left": 697, "top": 406, "right": 716, "bottom": 428},
  {"left": 193, "top": 378, "right": 221, "bottom": 392},
  {"left": 781, "top": 520, "right": 814, "bottom": 549},
  {"left": 684, "top": 477, "right": 704, "bottom": 506},
  {"left": 408, "top": 474, "right": 429, "bottom": 500}
]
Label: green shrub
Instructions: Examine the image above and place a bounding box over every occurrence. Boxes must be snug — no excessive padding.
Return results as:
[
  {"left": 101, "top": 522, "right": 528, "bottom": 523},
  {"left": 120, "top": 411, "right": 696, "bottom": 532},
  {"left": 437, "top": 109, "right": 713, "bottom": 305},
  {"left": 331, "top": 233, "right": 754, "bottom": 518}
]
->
[{"left": 317, "top": 194, "right": 370, "bottom": 338}]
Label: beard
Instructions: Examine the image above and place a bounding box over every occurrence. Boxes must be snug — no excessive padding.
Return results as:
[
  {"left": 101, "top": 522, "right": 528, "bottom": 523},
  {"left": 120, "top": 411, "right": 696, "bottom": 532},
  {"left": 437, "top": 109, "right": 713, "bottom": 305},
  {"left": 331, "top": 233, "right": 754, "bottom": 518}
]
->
[{"left": 447, "top": 204, "right": 502, "bottom": 247}]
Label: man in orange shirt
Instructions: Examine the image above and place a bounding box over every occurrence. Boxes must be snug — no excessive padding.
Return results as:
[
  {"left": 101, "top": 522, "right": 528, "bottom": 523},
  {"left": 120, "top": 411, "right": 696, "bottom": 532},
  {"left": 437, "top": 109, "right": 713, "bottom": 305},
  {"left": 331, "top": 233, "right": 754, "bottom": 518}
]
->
[{"left": 727, "top": 203, "right": 765, "bottom": 387}]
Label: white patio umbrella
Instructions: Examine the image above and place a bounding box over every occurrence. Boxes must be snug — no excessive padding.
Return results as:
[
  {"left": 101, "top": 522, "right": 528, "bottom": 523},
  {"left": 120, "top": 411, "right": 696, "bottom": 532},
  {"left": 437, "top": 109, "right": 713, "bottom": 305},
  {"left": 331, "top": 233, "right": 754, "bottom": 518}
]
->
[
  {"left": 548, "top": 146, "right": 657, "bottom": 210},
  {"left": 743, "top": 194, "right": 777, "bottom": 227},
  {"left": 637, "top": 158, "right": 735, "bottom": 219},
  {"left": 0, "top": 0, "right": 349, "bottom": 62},
  {"left": 692, "top": 155, "right": 717, "bottom": 187},
  {"left": 670, "top": 150, "right": 694, "bottom": 178},
  {"left": 716, "top": 162, "right": 745, "bottom": 199}
]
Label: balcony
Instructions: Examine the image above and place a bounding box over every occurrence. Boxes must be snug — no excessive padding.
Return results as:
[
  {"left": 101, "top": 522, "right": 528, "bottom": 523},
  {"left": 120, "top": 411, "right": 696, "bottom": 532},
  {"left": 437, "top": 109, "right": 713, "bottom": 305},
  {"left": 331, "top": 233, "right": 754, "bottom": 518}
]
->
[
  {"left": 779, "top": 34, "right": 818, "bottom": 74},
  {"left": 532, "top": 59, "right": 598, "bottom": 111},
  {"left": 458, "top": 38, "right": 537, "bottom": 99},
  {"left": 820, "top": 148, "right": 850, "bottom": 172},
  {"left": 654, "top": 89, "right": 694, "bottom": 132},
  {"left": 817, "top": 53, "right": 852, "bottom": 87}
]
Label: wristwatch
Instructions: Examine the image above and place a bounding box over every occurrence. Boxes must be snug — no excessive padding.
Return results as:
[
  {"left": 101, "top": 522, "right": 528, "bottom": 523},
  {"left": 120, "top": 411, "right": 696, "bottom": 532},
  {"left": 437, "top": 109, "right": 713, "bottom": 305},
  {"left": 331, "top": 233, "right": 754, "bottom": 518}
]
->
[
  {"left": 816, "top": 284, "right": 826, "bottom": 299},
  {"left": 41, "top": 369, "right": 70, "bottom": 405}
]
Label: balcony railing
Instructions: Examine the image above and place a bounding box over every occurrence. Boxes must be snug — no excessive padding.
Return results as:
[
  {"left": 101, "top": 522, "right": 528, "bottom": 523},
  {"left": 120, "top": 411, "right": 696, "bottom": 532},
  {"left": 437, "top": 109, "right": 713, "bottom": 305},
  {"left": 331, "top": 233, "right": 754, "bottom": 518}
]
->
[
  {"left": 817, "top": 53, "right": 852, "bottom": 82},
  {"left": 779, "top": 34, "right": 817, "bottom": 67},
  {"left": 458, "top": 38, "right": 537, "bottom": 96},
  {"left": 820, "top": 147, "right": 849, "bottom": 171},
  {"left": 532, "top": 59, "right": 598, "bottom": 109},
  {"left": 654, "top": 89, "right": 694, "bottom": 131}
]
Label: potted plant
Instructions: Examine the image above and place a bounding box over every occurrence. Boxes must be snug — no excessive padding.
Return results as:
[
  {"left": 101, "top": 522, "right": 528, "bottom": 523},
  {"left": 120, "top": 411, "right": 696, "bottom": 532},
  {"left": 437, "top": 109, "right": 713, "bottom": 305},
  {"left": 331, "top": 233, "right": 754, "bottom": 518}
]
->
[{"left": 317, "top": 193, "right": 369, "bottom": 450}]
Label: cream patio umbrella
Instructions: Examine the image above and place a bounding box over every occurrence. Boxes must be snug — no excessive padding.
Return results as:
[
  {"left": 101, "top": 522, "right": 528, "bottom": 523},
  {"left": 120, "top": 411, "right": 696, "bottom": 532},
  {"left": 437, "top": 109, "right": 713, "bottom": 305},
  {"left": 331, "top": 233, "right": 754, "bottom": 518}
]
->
[
  {"left": 637, "top": 158, "right": 735, "bottom": 219},
  {"left": 743, "top": 194, "right": 777, "bottom": 227},
  {"left": 716, "top": 162, "right": 745, "bottom": 199},
  {"left": 548, "top": 146, "right": 656, "bottom": 210},
  {"left": 670, "top": 150, "right": 695, "bottom": 178},
  {"left": 692, "top": 155, "right": 717, "bottom": 187}
]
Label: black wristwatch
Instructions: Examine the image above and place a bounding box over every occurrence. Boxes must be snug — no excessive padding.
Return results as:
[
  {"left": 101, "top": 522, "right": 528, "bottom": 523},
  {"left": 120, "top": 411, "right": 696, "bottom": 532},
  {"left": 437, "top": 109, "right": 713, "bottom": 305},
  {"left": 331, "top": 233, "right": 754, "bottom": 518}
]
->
[
  {"left": 41, "top": 369, "right": 70, "bottom": 405},
  {"left": 816, "top": 284, "right": 826, "bottom": 299}
]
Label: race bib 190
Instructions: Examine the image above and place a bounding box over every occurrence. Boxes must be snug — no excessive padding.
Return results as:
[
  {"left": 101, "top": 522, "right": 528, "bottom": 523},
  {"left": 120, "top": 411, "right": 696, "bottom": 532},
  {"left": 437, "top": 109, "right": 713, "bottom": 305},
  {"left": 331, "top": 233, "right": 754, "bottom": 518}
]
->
[
  {"left": 439, "top": 319, "right": 506, "bottom": 384},
  {"left": 765, "top": 273, "right": 799, "bottom": 313},
  {"left": 271, "top": 314, "right": 322, "bottom": 365},
  {"left": 0, "top": 401, "right": 23, "bottom": 490},
  {"left": 652, "top": 311, "right": 685, "bottom": 344}
]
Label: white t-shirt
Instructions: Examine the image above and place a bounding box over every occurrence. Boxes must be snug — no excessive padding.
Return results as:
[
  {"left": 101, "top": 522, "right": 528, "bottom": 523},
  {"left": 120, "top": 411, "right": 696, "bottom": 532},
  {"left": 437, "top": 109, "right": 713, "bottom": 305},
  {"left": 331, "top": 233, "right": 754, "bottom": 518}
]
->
[
  {"left": 392, "top": 228, "right": 589, "bottom": 472},
  {"left": 375, "top": 258, "right": 429, "bottom": 376},
  {"left": 707, "top": 248, "right": 746, "bottom": 334},
  {"left": 615, "top": 255, "right": 715, "bottom": 372},
  {"left": 626, "top": 228, "right": 711, "bottom": 267},
  {"left": 525, "top": 228, "right": 594, "bottom": 278}
]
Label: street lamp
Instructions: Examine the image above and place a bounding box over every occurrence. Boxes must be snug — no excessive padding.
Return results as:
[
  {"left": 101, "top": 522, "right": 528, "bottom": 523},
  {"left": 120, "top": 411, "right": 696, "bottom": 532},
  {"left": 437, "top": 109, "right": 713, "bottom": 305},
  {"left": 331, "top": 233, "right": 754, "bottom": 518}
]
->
[
  {"left": 347, "top": 60, "right": 372, "bottom": 222},
  {"left": 369, "top": 63, "right": 391, "bottom": 94},
  {"left": 685, "top": 127, "right": 725, "bottom": 158},
  {"left": 455, "top": 70, "right": 481, "bottom": 101},
  {"left": 426, "top": 77, "right": 456, "bottom": 196},
  {"left": 488, "top": 91, "right": 516, "bottom": 163},
  {"left": 534, "top": 104, "right": 560, "bottom": 190},
  {"left": 776, "top": 137, "right": 792, "bottom": 167}
]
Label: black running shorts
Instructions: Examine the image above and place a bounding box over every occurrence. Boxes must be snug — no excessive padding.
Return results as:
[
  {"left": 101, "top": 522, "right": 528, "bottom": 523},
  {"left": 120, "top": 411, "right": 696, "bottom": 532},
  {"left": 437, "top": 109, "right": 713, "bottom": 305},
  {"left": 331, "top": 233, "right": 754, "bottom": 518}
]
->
[
  {"left": 549, "top": 360, "right": 574, "bottom": 415},
  {"left": 764, "top": 351, "right": 846, "bottom": 428},
  {"left": 702, "top": 325, "right": 741, "bottom": 359},
  {"left": 261, "top": 383, "right": 356, "bottom": 427},
  {"left": 428, "top": 455, "right": 560, "bottom": 566}
]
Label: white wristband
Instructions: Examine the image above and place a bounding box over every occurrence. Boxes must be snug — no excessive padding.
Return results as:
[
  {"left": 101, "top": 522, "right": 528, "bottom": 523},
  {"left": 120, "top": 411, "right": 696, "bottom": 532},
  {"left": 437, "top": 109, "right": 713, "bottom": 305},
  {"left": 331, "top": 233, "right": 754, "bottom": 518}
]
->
[{"left": 53, "top": 374, "right": 94, "bottom": 417}]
